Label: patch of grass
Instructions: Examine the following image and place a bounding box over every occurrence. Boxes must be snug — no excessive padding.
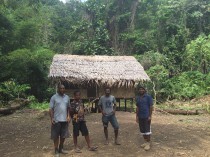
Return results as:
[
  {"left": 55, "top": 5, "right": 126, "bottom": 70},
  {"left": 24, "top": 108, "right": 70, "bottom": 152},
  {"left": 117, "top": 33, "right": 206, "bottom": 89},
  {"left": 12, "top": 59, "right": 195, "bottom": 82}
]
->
[
  {"left": 28, "top": 102, "right": 49, "bottom": 111},
  {"left": 203, "top": 104, "right": 210, "bottom": 113},
  {"left": 157, "top": 103, "right": 210, "bottom": 114}
]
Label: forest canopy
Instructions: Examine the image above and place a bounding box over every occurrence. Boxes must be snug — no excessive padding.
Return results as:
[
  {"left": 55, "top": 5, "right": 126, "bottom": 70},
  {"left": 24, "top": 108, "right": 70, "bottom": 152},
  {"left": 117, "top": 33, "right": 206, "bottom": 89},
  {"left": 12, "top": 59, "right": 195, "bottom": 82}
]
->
[{"left": 0, "top": 0, "right": 210, "bottom": 102}]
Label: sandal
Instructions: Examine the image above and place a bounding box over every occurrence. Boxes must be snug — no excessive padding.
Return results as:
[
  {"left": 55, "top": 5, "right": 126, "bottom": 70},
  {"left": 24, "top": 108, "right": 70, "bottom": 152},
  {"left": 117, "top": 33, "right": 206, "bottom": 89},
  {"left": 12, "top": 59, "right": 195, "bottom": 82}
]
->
[
  {"left": 74, "top": 148, "right": 82, "bottom": 153},
  {"left": 89, "top": 146, "right": 98, "bottom": 151}
]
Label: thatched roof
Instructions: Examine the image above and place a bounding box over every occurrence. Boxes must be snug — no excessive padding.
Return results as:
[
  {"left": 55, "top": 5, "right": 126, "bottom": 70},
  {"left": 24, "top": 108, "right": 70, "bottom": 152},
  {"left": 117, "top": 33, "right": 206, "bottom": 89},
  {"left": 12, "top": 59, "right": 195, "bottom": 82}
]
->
[{"left": 49, "top": 55, "right": 150, "bottom": 87}]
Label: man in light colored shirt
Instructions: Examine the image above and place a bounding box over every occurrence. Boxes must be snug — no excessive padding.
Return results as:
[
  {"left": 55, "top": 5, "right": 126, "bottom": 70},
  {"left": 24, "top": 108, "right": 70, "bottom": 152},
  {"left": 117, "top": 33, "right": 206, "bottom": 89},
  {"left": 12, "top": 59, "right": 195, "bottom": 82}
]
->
[
  {"left": 98, "top": 87, "right": 120, "bottom": 145},
  {"left": 49, "top": 84, "right": 70, "bottom": 157}
]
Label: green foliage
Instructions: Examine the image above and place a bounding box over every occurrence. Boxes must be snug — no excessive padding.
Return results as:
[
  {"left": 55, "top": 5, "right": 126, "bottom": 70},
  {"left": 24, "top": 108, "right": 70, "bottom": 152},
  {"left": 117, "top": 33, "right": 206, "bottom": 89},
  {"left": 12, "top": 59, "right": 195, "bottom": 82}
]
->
[
  {"left": 146, "top": 65, "right": 169, "bottom": 101},
  {"left": 184, "top": 34, "right": 210, "bottom": 73},
  {"left": 0, "top": 8, "right": 15, "bottom": 54},
  {"left": 27, "top": 94, "right": 49, "bottom": 111},
  {"left": 0, "top": 48, "right": 54, "bottom": 101},
  {"left": 157, "top": 102, "right": 210, "bottom": 114},
  {"left": 0, "top": 0, "right": 210, "bottom": 102},
  {"left": 28, "top": 102, "right": 49, "bottom": 110},
  {"left": 165, "top": 71, "right": 208, "bottom": 99},
  {"left": 135, "top": 51, "right": 167, "bottom": 70},
  {"left": 0, "top": 80, "right": 30, "bottom": 101}
]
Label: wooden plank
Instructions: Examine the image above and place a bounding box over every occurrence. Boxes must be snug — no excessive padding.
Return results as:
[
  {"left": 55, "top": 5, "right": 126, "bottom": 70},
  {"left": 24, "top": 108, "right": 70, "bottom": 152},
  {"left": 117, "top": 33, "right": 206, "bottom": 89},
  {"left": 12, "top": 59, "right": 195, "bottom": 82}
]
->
[
  {"left": 0, "top": 99, "right": 30, "bottom": 115},
  {"left": 124, "top": 98, "right": 127, "bottom": 112},
  {"left": 119, "top": 99, "right": 121, "bottom": 111}
]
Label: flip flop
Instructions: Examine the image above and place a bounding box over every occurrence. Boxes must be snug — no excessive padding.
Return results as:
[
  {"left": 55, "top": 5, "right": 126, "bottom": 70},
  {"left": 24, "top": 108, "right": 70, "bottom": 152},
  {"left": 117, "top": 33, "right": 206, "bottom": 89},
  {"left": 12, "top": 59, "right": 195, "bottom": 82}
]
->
[
  {"left": 74, "top": 148, "right": 82, "bottom": 153},
  {"left": 89, "top": 146, "right": 98, "bottom": 151}
]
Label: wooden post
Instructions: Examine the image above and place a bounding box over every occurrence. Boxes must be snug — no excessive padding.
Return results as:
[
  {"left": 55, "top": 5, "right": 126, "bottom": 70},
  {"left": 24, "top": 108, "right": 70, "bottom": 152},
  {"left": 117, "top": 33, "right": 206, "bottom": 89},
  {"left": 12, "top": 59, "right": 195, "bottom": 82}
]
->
[
  {"left": 95, "top": 85, "right": 98, "bottom": 113},
  {"left": 130, "top": 98, "right": 133, "bottom": 112},
  {"left": 124, "top": 98, "right": 127, "bottom": 112},
  {"left": 88, "top": 98, "right": 91, "bottom": 112},
  {"left": 55, "top": 84, "right": 58, "bottom": 93},
  {"left": 152, "top": 81, "right": 156, "bottom": 112},
  {"left": 119, "top": 99, "right": 121, "bottom": 111}
]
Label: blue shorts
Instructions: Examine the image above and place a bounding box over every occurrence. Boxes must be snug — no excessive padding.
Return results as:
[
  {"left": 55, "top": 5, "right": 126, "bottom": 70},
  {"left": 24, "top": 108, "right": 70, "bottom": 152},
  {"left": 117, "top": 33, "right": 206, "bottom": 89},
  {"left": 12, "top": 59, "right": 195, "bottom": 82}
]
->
[{"left": 102, "top": 114, "right": 119, "bottom": 130}]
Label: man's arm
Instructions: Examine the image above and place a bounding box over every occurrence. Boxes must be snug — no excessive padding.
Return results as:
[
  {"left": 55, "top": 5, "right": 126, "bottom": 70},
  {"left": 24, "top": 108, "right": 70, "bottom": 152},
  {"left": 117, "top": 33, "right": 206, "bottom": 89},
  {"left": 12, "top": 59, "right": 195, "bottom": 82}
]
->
[
  {"left": 148, "top": 96, "right": 154, "bottom": 121},
  {"left": 67, "top": 99, "right": 71, "bottom": 123},
  {"left": 49, "top": 96, "right": 55, "bottom": 125},
  {"left": 98, "top": 105, "right": 102, "bottom": 112},
  {"left": 113, "top": 96, "right": 117, "bottom": 114},
  {"left": 49, "top": 108, "right": 55, "bottom": 125},
  {"left": 98, "top": 97, "right": 105, "bottom": 115},
  {"left": 135, "top": 97, "right": 139, "bottom": 123},
  {"left": 69, "top": 102, "right": 74, "bottom": 118},
  {"left": 136, "top": 106, "right": 139, "bottom": 123},
  {"left": 112, "top": 103, "right": 117, "bottom": 115},
  {"left": 148, "top": 106, "right": 153, "bottom": 121}
]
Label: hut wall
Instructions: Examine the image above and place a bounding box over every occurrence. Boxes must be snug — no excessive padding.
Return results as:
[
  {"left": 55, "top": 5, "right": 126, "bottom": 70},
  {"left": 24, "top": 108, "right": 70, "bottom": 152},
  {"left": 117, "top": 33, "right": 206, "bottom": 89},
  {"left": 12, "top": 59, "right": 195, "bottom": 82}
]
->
[
  {"left": 65, "top": 87, "right": 135, "bottom": 99},
  {"left": 65, "top": 89, "right": 87, "bottom": 99},
  {"left": 98, "top": 87, "right": 135, "bottom": 98}
]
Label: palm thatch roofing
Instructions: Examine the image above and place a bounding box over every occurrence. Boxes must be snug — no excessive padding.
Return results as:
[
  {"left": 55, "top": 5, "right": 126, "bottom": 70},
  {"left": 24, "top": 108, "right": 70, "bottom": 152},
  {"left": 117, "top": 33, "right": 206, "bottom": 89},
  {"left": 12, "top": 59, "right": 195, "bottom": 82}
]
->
[{"left": 49, "top": 55, "right": 150, "bottom": 87}]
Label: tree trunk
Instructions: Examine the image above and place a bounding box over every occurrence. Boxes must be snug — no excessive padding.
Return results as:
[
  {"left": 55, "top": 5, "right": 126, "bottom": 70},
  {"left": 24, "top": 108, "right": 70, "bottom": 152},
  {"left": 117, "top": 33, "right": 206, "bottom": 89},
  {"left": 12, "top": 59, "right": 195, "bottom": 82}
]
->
[
  {"left": 156, "top": 108, "right": 200, "bottom": 115},
  {"left": 0, "top": 99, "right": 30, "bottom": 115},
  {"left": 152, "top": 81, "right": 157, "bottom": 112},
  {"left": 130, "top": 0, "right": 140, "bottom": 31}
]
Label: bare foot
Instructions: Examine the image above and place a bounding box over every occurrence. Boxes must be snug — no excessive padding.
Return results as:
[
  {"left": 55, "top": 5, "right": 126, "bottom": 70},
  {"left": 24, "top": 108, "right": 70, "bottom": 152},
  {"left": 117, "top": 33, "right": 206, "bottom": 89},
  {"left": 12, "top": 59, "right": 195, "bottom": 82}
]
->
[
  {"left": 104, "top": 140, "right": 109, "bottom": 145},
  {"left": 115, "top": 140, "right": 121, "bottom": 145}
]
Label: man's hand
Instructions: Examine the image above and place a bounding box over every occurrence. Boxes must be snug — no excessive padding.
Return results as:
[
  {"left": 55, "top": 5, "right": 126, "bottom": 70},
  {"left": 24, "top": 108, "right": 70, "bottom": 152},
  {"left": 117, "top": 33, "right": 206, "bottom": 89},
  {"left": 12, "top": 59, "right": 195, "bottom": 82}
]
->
[
  {"left": 51, "top": 119, "right": 55, "bottom": 125},
  {"left": 148, "top": 116, "right": 152, "bottom": 121},
  {"left": 102, "top": 111, "right": 106, "bottom": 116},
  {"left": 67, "top": 116, "right": 71, "bottom": 123},
  {"left": 136, "top": 116, "right": 139, "bottom": 123}
]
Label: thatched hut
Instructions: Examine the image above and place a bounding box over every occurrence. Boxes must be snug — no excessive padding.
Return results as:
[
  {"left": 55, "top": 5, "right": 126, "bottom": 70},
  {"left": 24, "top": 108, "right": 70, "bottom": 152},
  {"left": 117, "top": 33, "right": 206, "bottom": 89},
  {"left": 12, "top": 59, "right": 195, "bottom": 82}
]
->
[{"left": 49, "top": 54, "right": 150, "bottom": 99}]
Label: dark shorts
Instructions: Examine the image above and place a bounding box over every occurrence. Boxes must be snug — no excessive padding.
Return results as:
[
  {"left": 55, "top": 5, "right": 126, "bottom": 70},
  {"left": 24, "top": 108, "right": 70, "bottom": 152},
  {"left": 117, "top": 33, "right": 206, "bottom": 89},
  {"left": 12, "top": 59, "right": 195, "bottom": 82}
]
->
[
  {"left": 139, "top": 118, "right": 151, "bottom": 135},
  {"left": 51, "top": 122, "right": 69, "bottom": 140},
  {"left": 73, "top": 121, "right": 89, "bottom": 137},
  {"left": 102, "top": 114, "right": 119, "bottom": 130}
]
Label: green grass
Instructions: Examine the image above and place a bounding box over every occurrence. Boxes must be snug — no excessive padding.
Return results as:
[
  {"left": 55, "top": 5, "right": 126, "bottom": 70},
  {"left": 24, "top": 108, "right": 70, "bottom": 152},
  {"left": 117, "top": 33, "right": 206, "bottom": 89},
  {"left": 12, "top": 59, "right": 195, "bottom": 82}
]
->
[
  {"left": 157, "top": 104, "right": 203, "bottom": 110},
  {"left": 157, "top": 103, "right": 210, "bottom": 114},
  {"left": 28, "top": 102, "right": 49, "bottom": 111}
]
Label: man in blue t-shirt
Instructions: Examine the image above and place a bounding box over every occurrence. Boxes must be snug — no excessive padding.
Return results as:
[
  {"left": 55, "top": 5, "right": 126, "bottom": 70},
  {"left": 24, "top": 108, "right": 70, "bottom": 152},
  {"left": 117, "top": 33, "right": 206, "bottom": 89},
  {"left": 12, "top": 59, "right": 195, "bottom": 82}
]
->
[
  {"left": 98, "top": 87, "right": 120, "bottom": 145},
  {"left": 136, "top": 86, "right": 153, "bottom": 151}
]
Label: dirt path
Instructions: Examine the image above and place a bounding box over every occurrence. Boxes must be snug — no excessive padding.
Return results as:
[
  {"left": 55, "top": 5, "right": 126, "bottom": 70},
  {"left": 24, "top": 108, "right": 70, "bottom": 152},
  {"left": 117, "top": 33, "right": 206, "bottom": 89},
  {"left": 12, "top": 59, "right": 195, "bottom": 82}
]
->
[{"left": 0, "top": 109, "right": 210, "bottom": 157}]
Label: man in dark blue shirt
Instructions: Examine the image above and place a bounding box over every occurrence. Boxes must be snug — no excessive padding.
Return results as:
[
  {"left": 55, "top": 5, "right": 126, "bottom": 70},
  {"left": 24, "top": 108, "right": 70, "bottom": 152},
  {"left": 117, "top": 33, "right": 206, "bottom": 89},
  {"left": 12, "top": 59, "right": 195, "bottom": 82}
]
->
[{"left": 136, "top": 86, "right": 153, "bottom": 151}]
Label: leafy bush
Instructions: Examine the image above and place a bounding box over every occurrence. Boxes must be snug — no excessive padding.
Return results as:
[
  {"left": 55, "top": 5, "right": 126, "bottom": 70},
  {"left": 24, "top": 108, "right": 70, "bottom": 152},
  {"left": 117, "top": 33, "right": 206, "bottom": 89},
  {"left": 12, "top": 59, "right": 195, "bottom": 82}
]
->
[
  {"left": 184, "top": 34, "right": 210, "bottom": 74},
  {"left": 135, "top": 51, "right": 167, "bottom": 70},
  {"left": 0, "top": 48, "right": 54, "bottom": 101},
  {"left": 165, "top": 71, "right": 207, "bottom": 99},
  {"left": 28, "top": 102, "right": 49, "bottom": 111},
  {"left": 0, "top": 80, "right": 30, "bottom": 101},
  {"left": 146, "top": 65, "right": 169, "bottom": 101}
]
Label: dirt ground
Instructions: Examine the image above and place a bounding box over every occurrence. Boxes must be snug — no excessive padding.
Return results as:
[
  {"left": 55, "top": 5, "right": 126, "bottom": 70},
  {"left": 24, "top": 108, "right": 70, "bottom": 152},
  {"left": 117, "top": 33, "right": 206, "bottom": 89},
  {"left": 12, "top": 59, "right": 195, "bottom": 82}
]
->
[{"left": 0, "top": 109, "right": 210, "bottom": 157}]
